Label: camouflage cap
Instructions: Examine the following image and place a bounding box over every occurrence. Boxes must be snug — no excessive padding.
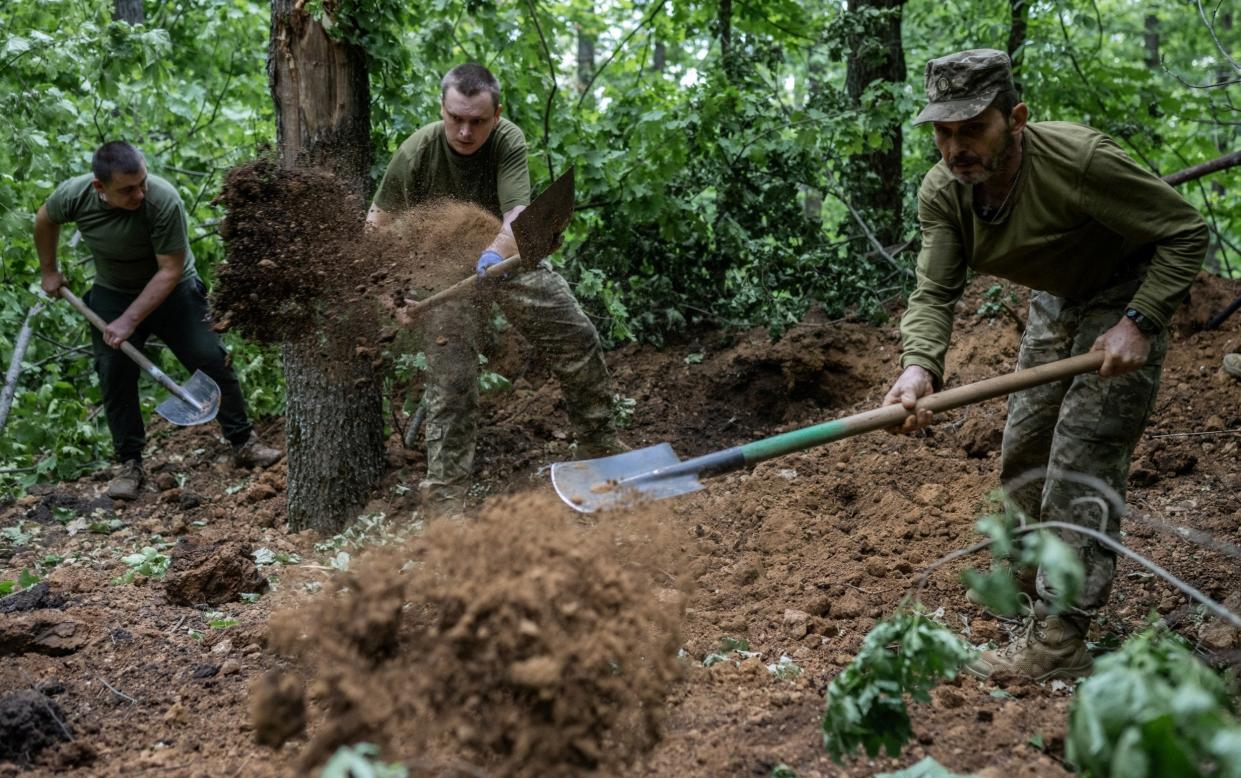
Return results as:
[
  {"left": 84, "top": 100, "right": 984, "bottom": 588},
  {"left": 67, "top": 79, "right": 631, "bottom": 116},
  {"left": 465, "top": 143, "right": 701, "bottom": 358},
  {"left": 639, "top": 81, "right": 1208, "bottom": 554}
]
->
[{"left": 913, "top": 48, "right": 1014, "bottom": 126}]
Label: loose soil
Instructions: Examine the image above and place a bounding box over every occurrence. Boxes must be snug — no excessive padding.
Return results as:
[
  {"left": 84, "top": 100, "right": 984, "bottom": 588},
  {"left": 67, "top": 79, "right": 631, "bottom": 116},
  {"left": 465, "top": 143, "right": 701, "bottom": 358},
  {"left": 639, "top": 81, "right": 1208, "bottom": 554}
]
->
[{"left": 2, "top": 272, "right": 1240, "bottom": 777}]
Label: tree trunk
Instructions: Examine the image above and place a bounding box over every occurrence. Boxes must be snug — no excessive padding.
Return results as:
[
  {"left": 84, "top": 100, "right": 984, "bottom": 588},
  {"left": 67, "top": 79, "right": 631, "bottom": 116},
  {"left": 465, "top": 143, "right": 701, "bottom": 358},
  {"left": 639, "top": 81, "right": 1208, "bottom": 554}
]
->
[
  {"left": 653, "top": 40, "right": 666, "bottom": 72},
  {"left": 268, "top": 0, "right": 384, "bottom": 533},
  {"left": 576, "top": 16, "right": 595, "bottom": 93},
  {"left": 1143, "top": 14, "right": 1160, "bottom": 70},
  {"left": 113, "top": 0, "right": 144, "bottom": 24},
  {"left": 843, "top": 0, "right": 906, "bottom": 246},
  {"left": 718, "top": 0, "right": 734, "bottom": 80},
  {"left": 1008, "top": 0, "right": 1028, "bottom": 91}
]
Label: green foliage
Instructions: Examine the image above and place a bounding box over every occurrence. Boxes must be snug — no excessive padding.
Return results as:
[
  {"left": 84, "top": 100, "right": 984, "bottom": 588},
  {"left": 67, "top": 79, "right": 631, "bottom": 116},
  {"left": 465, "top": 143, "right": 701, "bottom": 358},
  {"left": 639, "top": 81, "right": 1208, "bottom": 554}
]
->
[
  {"left": 111, "top": 544, "right": 171, "bottom": 585},
  {"left": 1067, "top": 627, "right": 1241, "bottom": 778},
  {"left": 320, "top": 742, "right": 408, "bottom": 778},
  {"left": 875, "top": 756, "right": 979, "bottom": 778},
  {"left": 960, "top": 495, "right": 1086, "bottom": 616},
  {"left": 0, "top": 568, "right": 41, "bottom": 595},
  {"left": 822, "top": 609, "right": 974, "bottom": 763},
  {"left": 702, "top": 635, "right": 761, "bottom": 667},
  {"left": 770, "top": 764, "right": 798, "bottom": 778}
]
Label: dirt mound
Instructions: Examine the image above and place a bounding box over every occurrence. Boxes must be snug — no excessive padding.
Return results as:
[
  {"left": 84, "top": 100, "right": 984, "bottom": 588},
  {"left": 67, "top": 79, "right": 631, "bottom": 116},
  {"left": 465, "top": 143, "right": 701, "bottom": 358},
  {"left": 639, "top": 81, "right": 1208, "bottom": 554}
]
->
[
  {"left": 163, "top": 538, "right": 267, "bottom": 606},
  {"left": 213, "top": 159, "right": 501, "bottom": 349},
  {"left": 0, "top": 690, "right": 72, "bottom": 763},
  {"left": 264, "top": 494, "right": 687, "bottom": 775}
]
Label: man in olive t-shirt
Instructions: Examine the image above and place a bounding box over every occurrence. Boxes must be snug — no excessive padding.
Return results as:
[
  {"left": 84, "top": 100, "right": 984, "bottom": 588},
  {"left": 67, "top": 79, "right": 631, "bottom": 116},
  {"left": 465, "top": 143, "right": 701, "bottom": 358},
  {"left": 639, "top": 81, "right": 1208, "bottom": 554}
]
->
[
  {"left": 882, "top": 50, "right": 1207, "bottom": 680},
  {"left": 367, "top": 63, "right": 624, "bottom": 517},
  {"left": 35, "top": 141, "right": 281, "bottom": 500}
]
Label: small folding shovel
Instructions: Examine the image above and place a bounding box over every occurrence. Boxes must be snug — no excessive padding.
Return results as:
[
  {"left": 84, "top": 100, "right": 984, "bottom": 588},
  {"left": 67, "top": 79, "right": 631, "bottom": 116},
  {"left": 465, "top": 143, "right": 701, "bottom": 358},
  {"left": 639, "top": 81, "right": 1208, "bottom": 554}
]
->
[
  {"left": 398, "top": 166, "right": 576, "bottom": 321},
  {"left": 552, "top": 351, "right": 1107, "bottom": 513},
  {"left": 61, "top": 287, "right": 220, "bottom": 426}
]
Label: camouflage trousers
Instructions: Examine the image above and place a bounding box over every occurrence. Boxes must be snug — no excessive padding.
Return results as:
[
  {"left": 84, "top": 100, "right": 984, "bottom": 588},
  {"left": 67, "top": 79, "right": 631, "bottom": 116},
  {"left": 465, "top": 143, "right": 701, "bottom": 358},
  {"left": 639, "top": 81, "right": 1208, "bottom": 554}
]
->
[
  {"left": 1000, "top": 276, "right": 1168, "bottom": 619},
  {"left": 419, "top": 262, "right": 616, "bottom": 512}
]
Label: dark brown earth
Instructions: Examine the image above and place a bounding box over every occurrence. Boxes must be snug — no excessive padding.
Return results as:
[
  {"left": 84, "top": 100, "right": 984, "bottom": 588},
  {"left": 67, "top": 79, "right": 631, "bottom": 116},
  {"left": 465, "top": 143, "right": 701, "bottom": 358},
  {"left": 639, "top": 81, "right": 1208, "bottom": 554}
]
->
[
  {"left": 213, "top": 160, "right": 499, "bottom": 350},
  {"left": 0, "top": 273, "right": 1239, "bottom": 777}
]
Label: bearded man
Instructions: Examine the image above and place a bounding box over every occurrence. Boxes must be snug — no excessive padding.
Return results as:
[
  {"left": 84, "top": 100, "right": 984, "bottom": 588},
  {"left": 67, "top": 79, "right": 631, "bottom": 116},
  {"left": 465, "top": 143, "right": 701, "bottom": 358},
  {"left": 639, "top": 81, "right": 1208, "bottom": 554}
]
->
[{"left": 882, "top": 49, "right": 1207, "bottom": 680}]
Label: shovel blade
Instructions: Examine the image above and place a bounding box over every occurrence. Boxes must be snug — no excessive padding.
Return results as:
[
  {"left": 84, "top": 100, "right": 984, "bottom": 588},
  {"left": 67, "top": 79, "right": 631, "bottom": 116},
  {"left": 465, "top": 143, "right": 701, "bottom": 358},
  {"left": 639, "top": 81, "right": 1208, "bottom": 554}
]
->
[
  {"left": 551, "top": 442, "right": 706, "bottom": 513},
  {"left": 155, "top": 370, "right": 221, "bottom": 426}
]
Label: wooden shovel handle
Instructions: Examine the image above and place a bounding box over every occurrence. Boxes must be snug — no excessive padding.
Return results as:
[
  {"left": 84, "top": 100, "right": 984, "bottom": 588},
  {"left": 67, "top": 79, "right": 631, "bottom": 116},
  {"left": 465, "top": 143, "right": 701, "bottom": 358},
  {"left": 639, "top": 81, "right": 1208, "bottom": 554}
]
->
[
  {"left": 59, "top": 287, "right": 194, "bottom": 404},
  {"left": 401, "top": 253, "right": 522, "bottom": 322}
]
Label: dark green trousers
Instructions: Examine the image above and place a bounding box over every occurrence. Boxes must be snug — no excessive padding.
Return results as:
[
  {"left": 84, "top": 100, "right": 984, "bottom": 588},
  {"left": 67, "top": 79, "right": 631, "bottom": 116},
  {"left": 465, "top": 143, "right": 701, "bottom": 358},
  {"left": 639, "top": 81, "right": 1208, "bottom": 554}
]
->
[{"left": 86, "top": 279, "right": 251, "bottom": 462}]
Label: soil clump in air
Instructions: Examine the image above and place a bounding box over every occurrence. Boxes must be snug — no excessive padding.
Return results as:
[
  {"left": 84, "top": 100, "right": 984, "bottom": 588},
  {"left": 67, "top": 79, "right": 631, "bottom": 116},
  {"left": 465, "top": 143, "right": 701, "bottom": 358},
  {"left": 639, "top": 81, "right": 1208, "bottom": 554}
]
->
[
  {"left": 263, "top": 494, "right": 687, "bottom": 776},
  {"left": 213, "top": 158, "right": 501, "bottom": 352}
]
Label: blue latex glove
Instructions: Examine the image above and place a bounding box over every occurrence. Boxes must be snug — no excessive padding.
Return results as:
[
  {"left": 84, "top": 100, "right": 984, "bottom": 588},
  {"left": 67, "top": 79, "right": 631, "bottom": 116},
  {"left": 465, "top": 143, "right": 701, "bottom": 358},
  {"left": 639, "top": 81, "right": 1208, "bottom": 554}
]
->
[{"left": 475, "top": 249, "right": 505, "bottom": 280}]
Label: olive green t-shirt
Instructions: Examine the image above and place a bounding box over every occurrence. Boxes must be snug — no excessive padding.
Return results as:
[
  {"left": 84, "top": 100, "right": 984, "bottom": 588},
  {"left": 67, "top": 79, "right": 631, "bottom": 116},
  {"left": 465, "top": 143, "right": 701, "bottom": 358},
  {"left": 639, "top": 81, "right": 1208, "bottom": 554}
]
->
[
  {"left": 901, "top": 122, "right": 1208, "bottom": 381},
  {"left": 371, "top": 117, "right": 532, "bottom": 216},
  {"left": 45, "top": 172, "right": 197, "bottom": 295}
]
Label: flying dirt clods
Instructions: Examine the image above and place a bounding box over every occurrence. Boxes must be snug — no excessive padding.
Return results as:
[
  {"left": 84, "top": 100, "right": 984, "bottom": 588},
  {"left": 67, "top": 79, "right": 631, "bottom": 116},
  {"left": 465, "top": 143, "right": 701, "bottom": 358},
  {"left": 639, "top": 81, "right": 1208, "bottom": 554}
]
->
[{"left": 213, "top": 158, "right": 500, "bottom": 349}]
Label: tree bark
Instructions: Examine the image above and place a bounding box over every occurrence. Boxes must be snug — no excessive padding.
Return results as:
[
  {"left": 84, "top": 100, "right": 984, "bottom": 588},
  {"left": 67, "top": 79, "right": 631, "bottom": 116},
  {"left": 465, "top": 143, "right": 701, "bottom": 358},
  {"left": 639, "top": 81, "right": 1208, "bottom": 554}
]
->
[
  {"left": 576, "top": 16, "right": 595, "bottom": 93},
  {"left": 843, "top": 0, "right": 906, "bottom": 246},
  {"left": 268, "top": 0, "right": 383, "bottom": 533},
  {"left": 1143, "top": 14, "right": 1160, "bottom": 70},
  {"left": 653, "top": 40, "right": 666, "bottom": 72},
  {"left": 1007, "top": 0, "right": 1028, "bottom": 90},
  {"left": 718, "top": 0, "right": 734, "bottom": 80},
  {"left": 113, "top": 0, "right": 144, "bottom": 24}
]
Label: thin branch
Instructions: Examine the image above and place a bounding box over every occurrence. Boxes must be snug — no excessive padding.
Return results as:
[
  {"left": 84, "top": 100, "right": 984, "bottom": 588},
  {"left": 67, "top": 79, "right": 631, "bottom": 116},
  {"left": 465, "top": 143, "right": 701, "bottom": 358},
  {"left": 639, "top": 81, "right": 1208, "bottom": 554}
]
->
[
  {"left": 522, "top": 0, "right": 557, "bottom": 182},
  {"left": 1147, "top": 428, "right": 1241, "bottom": 439},
  {"left": 1198, "top": 0, "right": 1240, "bottom": 74},
  {"left": 97, "top": 676, "right": 138, "bottom": 704},
  {"left": 575, "top": 0, "right": 669, "bottom": 113},
  {"left": 823, "top": 170, "right": 914, "bottom": 279},
  {"left": 1161, "top": 149, "right": 1241, "bottom": 187},
  {"left": 913, "top": 520, "right": 1241, "bottom": 630},
  {"left": 0, "top": 303, "right": 44, "bottom": 432}
]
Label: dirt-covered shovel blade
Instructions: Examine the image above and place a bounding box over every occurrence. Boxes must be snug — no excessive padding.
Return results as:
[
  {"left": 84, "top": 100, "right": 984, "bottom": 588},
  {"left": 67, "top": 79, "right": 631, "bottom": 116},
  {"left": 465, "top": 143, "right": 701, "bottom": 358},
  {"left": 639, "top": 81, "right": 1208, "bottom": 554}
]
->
[
  {"left": 552, "top": 351, "right": 1108, "bottom": 513},
  {"left": 154, "top": 369, "right": 221, "bottom": 426},
  {"left": 511, "top": 166, "right": 575, "bottom": 267},
  {"left": 551, "top": 443, "right": 710, "bottom": 513}
]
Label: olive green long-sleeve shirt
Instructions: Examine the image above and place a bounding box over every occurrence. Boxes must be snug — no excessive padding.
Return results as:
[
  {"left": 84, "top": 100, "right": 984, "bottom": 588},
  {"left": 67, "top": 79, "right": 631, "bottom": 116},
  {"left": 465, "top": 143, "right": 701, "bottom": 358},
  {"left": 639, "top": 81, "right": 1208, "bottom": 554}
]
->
[{"left": 901, "top": 122, "right": 1208, "bottom": 381}]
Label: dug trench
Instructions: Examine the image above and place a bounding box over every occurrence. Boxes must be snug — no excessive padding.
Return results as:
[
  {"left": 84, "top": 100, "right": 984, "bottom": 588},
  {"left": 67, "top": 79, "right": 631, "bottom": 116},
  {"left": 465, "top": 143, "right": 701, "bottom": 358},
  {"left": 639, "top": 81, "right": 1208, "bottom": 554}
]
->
[{"left": 1, "top": 165, "right": 1239, "bottom": 775}]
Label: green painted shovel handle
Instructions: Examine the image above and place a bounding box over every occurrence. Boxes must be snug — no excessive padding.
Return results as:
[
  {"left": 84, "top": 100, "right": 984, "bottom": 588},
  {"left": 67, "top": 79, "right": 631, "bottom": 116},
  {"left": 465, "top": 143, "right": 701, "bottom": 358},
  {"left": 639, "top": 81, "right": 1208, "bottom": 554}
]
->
[{"left": 738, "top": 351, "right": 1106, "bottom": 465}]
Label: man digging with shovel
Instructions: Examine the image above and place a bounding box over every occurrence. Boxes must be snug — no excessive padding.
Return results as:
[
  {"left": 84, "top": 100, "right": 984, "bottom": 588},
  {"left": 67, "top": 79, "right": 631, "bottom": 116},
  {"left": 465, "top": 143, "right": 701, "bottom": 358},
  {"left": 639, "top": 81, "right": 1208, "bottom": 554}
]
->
[
  {"left": 883, "top": 50, "right": 1208, "bottom": 680},
  {"left": 35, "top": 141, "right": 282, "bottom": 501},
  {"left": 367, "top": 63, "right": 625, "bottom": 518}
]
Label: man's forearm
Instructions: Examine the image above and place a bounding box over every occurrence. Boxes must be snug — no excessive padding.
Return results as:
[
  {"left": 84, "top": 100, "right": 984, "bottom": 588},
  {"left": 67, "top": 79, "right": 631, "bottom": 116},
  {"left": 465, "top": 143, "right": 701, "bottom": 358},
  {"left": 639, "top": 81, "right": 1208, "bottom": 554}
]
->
[
  {"left": 120, "top": 268, "right": 181, "bottom": 327},
  {"left": 34, "top": 209, "right": 61, "bottom": 276},
  {"left": 485, "top": 205, "right": 525, "bottom": 259}
]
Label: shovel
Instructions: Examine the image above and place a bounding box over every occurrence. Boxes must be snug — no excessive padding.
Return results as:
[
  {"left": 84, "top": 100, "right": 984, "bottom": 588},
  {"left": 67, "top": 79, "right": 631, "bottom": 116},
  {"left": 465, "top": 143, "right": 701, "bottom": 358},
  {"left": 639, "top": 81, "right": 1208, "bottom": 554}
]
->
[
  {"left": 60, "top": 287, "right": 221, "bottom": 426},
  {"left": 552, "top": 351, "right": 1107, "bottom": 513},
  {"left": 398, "top": 166, "right": 576, "bottom": 322}
]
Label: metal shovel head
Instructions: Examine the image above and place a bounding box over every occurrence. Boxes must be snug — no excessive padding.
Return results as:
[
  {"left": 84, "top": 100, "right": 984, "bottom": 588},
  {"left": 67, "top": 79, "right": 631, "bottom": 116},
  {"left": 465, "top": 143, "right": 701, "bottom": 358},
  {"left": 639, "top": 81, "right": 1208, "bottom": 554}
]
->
[
  {"left": 155, "top": 370, "right": 221, "bottom": 426},
  {"left": 551, "top": 442, "right": 706, "bottom": 513},
  {"left": 512, "top": 167, "right": 575, "bottom": 268}
]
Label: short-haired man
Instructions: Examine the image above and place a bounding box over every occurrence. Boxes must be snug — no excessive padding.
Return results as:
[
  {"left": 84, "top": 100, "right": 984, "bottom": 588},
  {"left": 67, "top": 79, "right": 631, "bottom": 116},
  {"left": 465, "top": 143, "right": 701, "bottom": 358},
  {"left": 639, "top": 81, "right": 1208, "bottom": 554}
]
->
[
  {"left": 884, "top": 50, "right": 1207, "bottom": 679},
  {"left": 36, "top": 141, "right": 281, "bottom": 500},
  {"left": 367, "top": 63, "right": 624, "bottom": 517}
]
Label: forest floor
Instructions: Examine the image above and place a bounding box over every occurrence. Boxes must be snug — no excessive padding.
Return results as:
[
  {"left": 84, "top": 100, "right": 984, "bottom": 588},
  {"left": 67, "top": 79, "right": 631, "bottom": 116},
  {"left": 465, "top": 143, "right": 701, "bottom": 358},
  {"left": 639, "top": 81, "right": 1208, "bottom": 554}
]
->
[{"left": 2, "top": 274, "right": 1240, "bottom": 778}]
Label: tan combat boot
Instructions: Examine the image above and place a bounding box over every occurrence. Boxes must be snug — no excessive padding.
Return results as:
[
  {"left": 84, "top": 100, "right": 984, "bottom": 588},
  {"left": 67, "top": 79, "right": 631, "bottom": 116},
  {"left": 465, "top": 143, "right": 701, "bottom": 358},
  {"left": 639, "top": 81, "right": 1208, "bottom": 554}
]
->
[
  {"left": 965, "top": 607, "right": 1092, "bottom": 681},
  {"left": 233, "top": 434, "right": 283, "bottom": 469},
  {"left": 966, "top": 565, "right": 1037, "bottom": 614},
  {"left": 106, "top": 459, "right": 145, "bottom": 501},
  {"left": 1224, "top": 353, "right": 1241, "bottom": 381}
]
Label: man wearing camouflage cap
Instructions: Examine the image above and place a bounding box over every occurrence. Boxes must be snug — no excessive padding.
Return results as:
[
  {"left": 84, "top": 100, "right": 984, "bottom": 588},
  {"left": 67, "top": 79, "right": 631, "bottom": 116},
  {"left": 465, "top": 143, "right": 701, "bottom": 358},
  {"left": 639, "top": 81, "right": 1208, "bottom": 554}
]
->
[{"left": 883, "top": 49, "right": 1207, "bottom": 680}]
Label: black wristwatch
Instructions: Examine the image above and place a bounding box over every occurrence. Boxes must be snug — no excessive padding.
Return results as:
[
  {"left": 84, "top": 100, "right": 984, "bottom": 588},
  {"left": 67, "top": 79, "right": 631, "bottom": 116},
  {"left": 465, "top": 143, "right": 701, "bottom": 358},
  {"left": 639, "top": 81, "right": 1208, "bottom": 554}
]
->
[{"left": 1124, "top": 307, "right": 1160, "bottom": 336}]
